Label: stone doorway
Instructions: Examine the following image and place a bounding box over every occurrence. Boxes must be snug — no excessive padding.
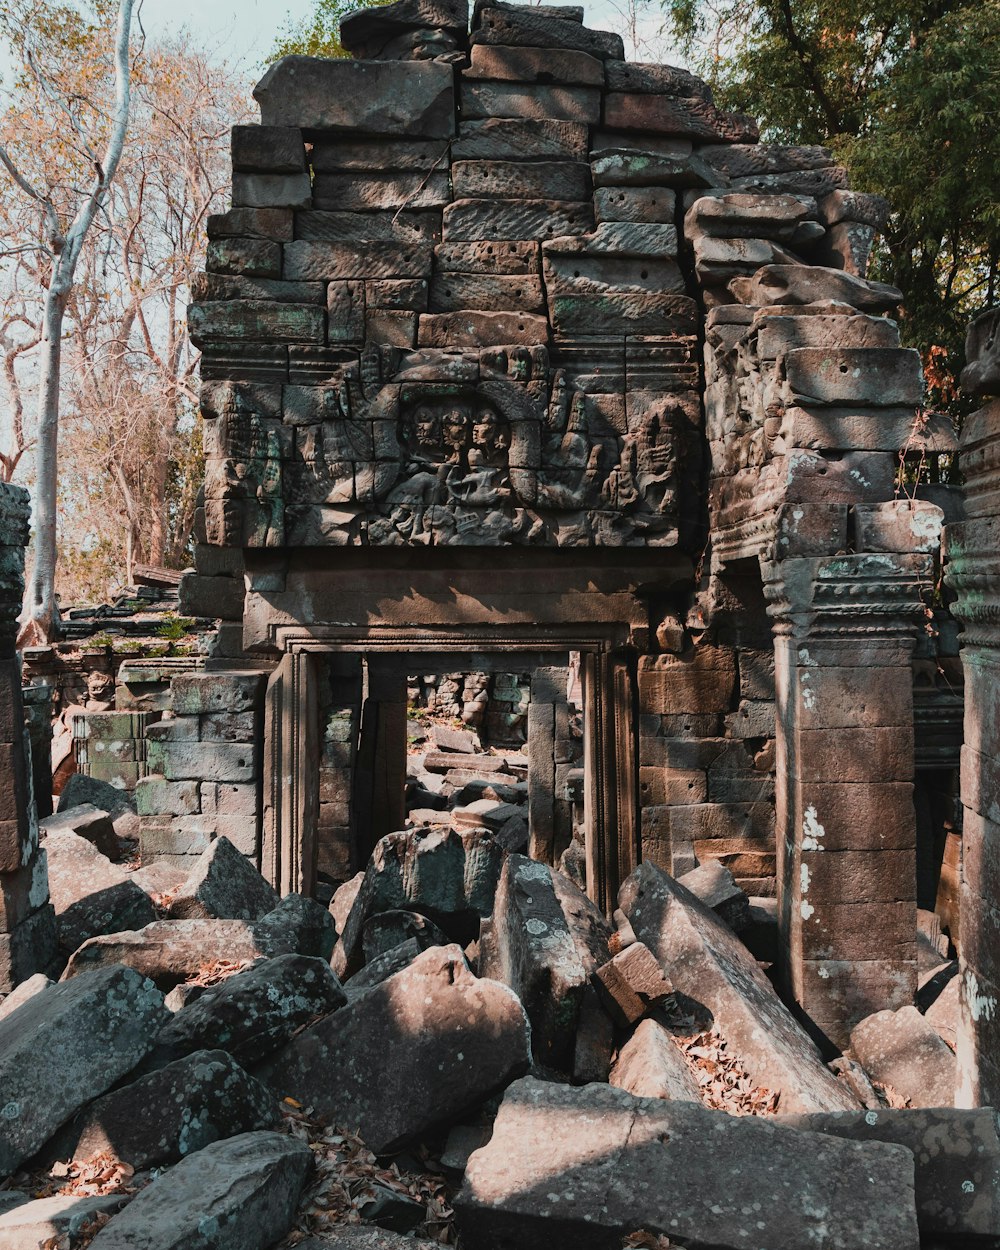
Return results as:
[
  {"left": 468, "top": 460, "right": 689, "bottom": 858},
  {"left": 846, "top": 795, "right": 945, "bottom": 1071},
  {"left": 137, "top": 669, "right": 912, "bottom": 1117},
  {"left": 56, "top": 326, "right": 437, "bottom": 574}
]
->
[{"left": 261, "top": 629, "right": 640, "bottom": 914}]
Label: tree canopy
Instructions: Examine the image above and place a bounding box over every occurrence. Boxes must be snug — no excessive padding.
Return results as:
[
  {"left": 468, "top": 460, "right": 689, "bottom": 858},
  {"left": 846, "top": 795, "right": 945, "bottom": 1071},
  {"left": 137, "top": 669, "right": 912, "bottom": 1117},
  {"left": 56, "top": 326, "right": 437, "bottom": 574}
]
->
[
  {"left": 665, "top": 0, "right": 1000, "bottom": 412},
  {"left": 270, "top": 0, "right": 394, "bottom": 59}
]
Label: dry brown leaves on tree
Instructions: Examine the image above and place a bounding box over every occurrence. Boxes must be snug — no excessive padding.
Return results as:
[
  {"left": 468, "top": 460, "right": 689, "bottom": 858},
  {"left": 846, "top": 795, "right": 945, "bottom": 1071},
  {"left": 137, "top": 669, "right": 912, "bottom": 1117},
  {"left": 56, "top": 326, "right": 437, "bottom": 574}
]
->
[{"left": 277, "top": 1103, "right": 457, "bottom": 1245}]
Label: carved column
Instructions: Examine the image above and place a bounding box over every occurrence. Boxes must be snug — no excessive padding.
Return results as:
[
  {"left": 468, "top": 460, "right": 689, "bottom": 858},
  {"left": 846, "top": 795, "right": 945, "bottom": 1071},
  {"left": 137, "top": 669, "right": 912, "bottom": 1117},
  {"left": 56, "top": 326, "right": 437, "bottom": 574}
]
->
[
  {"left": 763, "top": 550, "right": 931, "bottom": 1048},
  {"left": 944, "top": 393, "right": 1000, "bottom": 1105}
]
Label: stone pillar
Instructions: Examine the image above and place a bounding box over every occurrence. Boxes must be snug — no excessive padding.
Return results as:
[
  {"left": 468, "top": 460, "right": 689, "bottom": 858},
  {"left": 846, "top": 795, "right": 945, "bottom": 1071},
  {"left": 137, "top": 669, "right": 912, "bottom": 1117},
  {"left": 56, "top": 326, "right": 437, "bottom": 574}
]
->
[
  {"left": 944, "top": 377, "right": 1000, "bottom": 1105},
  {"left": 763, "top": 549, "right": 931, "bottom": 1048},
  {"left": 0, "top": 484, "right": 56, "bottom": 991}
]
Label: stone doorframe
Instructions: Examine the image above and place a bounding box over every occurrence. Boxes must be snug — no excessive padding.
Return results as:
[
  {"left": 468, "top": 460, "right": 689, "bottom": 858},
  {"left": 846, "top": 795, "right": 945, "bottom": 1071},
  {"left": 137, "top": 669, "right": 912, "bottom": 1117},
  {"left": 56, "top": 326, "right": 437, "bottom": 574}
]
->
[{"left": 260, "top": 623, "right": 639, "bottom": 914}]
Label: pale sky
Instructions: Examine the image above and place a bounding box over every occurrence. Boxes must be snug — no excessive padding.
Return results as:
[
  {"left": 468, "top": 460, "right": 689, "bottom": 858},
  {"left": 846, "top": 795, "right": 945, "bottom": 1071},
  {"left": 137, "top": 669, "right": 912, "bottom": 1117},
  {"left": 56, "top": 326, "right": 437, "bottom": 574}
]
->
[{"left": 130, "top": 0, "right": 678, "bottom": 80}]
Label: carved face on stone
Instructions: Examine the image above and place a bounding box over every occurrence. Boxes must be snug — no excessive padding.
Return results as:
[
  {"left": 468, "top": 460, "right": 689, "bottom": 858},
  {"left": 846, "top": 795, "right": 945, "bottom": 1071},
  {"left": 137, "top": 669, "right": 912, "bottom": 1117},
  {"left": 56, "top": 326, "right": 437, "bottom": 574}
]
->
[
  {"left": 85, "top": 670, "right": 114, "bottom": 704},
  {"left": 472, "top": 408, "right": 509, "bottom": 458},
  {"left": 443, "top": 407, "right": 471, "bottom": 456},
  {"left": 412, "top": 406, "right": 441, "bottom": 454}
]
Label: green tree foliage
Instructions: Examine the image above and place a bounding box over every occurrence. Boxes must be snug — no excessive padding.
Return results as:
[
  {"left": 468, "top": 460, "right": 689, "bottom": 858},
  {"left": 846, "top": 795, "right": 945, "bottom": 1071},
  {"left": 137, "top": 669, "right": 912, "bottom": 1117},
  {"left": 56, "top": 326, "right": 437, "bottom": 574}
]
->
[
  {"left": 271, "top": 0, "right": 394, "bottom": 59},
  {"left": 665, "top": 0, "right": 1000, "bottom": 410}
]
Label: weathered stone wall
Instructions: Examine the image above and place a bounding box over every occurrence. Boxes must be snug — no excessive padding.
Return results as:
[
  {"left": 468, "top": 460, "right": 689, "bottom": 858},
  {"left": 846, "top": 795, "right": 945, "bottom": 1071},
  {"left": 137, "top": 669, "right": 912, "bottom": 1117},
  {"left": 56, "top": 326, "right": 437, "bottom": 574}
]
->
[
  {"left": 175, "top": 0, "right": 964, "bottom": 1043},
  {"left": 0, "top": 483, "right": 56, "bottom": 989}
]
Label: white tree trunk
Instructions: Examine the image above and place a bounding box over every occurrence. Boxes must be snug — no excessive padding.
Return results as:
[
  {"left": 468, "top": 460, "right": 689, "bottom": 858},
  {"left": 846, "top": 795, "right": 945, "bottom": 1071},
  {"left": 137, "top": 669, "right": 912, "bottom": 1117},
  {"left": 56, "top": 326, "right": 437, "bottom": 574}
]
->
[{"left": 18, "top": 0, "right": 136, "bottom": 644}]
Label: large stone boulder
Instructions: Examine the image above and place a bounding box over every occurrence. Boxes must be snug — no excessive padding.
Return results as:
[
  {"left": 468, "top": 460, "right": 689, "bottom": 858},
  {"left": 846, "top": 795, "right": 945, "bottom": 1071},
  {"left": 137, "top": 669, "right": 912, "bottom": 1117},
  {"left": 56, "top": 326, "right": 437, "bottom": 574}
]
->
[
  {"left": 155, "top": 954, "right": 345, "bottom": 1066},
  {"left": 335, "top": 827, "right": 504, "bottom": 977},
  {"left": 455, "top": 1077, "right": 920, "bottom": 1249},
  {"left": 850, "top": 1006, "right": 957, "bottom": 1108},
  {"left": 620, "top": 862, "right": 856, "bottom": 1112},
  {"left": 481, "top": 855, "right": 588, "bottom": 1068},
  {"left": 0, "top": 964, "right": 168, "bottom": 1177},
  {"left": 41, "top": 804, "right": 120, "bottom": 861},
  {"left": 263, "top": 944, "right": 530, "bottom": 1153},
  {"left": 777, "top": 1107, "right": 1000, "bottom": 1242},
  {"left": 88, "top": 1131, "right": 312, "bottom": 1250},
  {"left": 166, "top": 836, "right": 279, "bottom": 922},
  {"left": 50, "top": 1049, "right": 278, "bottom": 1169},
  {"left": 609, "top": 1017, "right": 702, "bottom": 1102},
  {"left": 45, "top": 827, "right": 156, "bottom": 953},
  {"left": 253, "top": 893, "right": 336, "bottom": 960},
  {"left": 58, "top": 774, "right": 139, "bottom": 841},
  {"left": 61, "top": 920, "right": 271, "bottom": 989},
  {"left": 0, "top": 1193, "right": 129, "bottom": 1249}
]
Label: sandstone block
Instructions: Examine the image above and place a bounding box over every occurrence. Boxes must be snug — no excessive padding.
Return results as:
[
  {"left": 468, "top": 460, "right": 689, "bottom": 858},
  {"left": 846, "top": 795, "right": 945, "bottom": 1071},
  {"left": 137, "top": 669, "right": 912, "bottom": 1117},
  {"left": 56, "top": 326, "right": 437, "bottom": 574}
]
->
[
  {"left": 313, "top": 170, "right": 450, "bottom": 211},
  {"left": 41, "top": 803, "right": 120, "bottom": 860},
  {"left": 454, "top": 1077, "right": 918, "bottom": 1248},
  {"left": 166, "top": 836, "right": 278, "bottom": 922},
  {"left": 735, "top": 264, "right": 903, "bottom": 312},
  {"left": 284, "top": 239, "right": 432, "bottom": 281},
  {"left": 428, "top": 272, "right": 545, "bottom": 313},
  {"left": 45, "top": 828, "right": 156, "bottom": 953},
  {"left": 0, "top": 1194, "right": 128, "bottom": 1249},
  {"left": 418, "top": 310, "right": 549, "bottom": 347},
  {"left": 464, "top": 43, "right": 604, "bottom": 85},
  {"left": 593, "top": 940, "right": 673, "bottom": 1025},
  {"left": 452, "top": 159, "right": 591, "bottom": 201},
  {"left": 254, "top": 57, "right": 455, "bottom": 137},
  {"left": 0, "top": 964, "right": 168, "bottom": 1177},
  {"left": 482, "top": 855, "right": 588, "bottom": 1067},
  {"left": 232, "top": 125, "right": 305, "bottom": 173},
  {"left": 783, "top": 347, "right": 924, "bottom": 406},
  {"left": 594, "top": 185, "right": 676, "bottom": 222},
  {"left": 471, "top": 6, "right": 624, "bottom": 59},
  {"left": 777, "top": 1107, "right": 1000, "bottom": 1242},
  {"left": 442, "top": 197, "right": 594, "bottom": 241},
  {"left": 263, "top": 944, "right": 530, "bottom": 1153},
  {"left": 189, "top": 301, "right": 324, "bottom": 347},
  {"left": 433, "top": 240, "right": 540, "bottom": 274},
  {"left": 451, "top": 117, "right": 589, "bottom": 160},
  {"left": 205, "top": 239, "right": 281, "bottom": 278},
  {"left": 231, "top": 172, "right": 311, "bottom": 209},
  {"left": 851, "top": 1005, "right": 957, "bottom": 1107},
  {"left": 207, "top": 207, "right": 293, "bottom": 241},
  {"left": 88, "top": 1131, "right": 312, "bottom": 1250},
  {"left": 53, "top": 1049, "right": 278, "bottom": 1169},
  {"left": 610, "top": 1017, "right": 702, "bottom": 1102},
  {"left": 620, "top": 863, "right": 856, "bottom": 1111}
]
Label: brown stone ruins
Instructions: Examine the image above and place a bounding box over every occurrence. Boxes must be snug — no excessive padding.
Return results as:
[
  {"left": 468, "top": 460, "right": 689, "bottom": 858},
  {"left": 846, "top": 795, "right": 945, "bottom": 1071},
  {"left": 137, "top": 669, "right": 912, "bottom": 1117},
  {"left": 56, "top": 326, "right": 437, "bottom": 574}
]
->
[{"left": 2, "top": 2, "right": 1000, "bottom": 1247}]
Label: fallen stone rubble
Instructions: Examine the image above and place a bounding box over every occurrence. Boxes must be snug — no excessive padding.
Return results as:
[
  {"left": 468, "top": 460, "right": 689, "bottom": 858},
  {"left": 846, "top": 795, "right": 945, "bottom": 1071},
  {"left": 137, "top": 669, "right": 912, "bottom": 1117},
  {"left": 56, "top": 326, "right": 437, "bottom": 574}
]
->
[{"left": 0, "top": 817, "right": 988, "bottom": 1250}]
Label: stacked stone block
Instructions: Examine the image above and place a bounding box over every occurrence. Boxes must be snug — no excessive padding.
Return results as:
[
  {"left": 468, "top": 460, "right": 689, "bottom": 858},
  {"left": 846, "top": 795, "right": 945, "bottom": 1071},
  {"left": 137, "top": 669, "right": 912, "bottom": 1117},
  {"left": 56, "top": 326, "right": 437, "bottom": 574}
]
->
[
  {"left": 73, "top": 711, "right": 151, "bottom": 791},
  {"left": 182, "top": 0, "right": 965, "bottom": 1044},
  {"left": 137, "top": 672, "right": 266, "bottom": 868},
  {"left": 0, "top": 484, "right": 56, "bottom": 990}
]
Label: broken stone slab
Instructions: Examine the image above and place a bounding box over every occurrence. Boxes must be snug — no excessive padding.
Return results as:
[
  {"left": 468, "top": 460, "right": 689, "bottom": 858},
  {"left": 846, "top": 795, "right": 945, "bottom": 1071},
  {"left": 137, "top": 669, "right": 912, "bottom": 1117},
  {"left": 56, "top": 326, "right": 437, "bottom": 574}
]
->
[
  {"left": 594, "top": 184, "right": 676, "bottom": 223},
  {"left": 593, "top": 941, "right": 673, "bottom": 1026},
  {"left": 87, "top": 1131, "right": 312, "bottom": 1250},
  {"left": 850, "top": 1005, "right": 957, "bottom": 1108},
  {"left": 362, "top": 909, "right": 449, "bottom": 962},
  {"left": 677, "top": 860, "right": 750, "bottom": 932},
  {"left": 605, "top": 59, "right": 712, "bottom": 98},
  {"left": 155, "top": 953, "right": 345, "bottom": 1067},
  {"left": 572, "top": 982, "right": 615, "bottom": 1083},
  {"left": 925, "top": 970, "right": 960, "bottom": 1048},
  {"left": 454, "top": 1077, "right": 920, "bottom": 1249},
  {"left": 684, "top": 192, "right": 818, "bottom": 242},
  {"left": 732, "top": 263, "right": 902, "bottom": 312},
  {"left": 166, "top": 836, "right": 279, "bottom": 922},
  {"left": 340, "top": 0, "right": 469, "bottom": 59},
  {"left": 450, "top": 798, "right": 524, "bottom": 832},
  {"left": 41, "top": 803, "right": 120, "bottom": 861},
  {"left": 431, "top": 724, "right": 479, "bottom": 753},
  {"left": 620, "top": 862, "right": 858, "bottom": 1112},
  {"left": 604, "top": 93, "right": 758, "bottom": 142},
  {"left": 418, "top": 310, "right": 549, "bottom": 347},
  {"left": 464, "top": 43, "right": 604, "bottom": 86},
  {"left": 470, "top": 5, "right": 624, "bottom": 59},
  {"left": 334, "top": 826, "right": 505, "bottom": 978},
  {"left": 0, "top": 964, "right": 169, "bottom": 1177},
  {"left": 58, "top": 775, "right": 139, "bottom": 841},
  {"left": 428, "top": 272, "right": 546, "bottom": 314},
  {"left": 62, "top": 920, "right": 270, "bottom": 989},
  {"left": 777, "top": 1107, "right": 1000, "bottom": 1242},
  {"left": 45, "top": 828, "right": 156, "bottom": 954},
  {"left": 50, "top": 1049, "right": 278, "bottom": 1170},
  {"left": 262, "top": 944, "right": 530, "bottom": 1153},
  {"left": 610, "top": 1017, "right": 703, "bottom": 1102},
  {"left": 755, "top": 311, "right": 900, "bottom": 357},
  {"left": 129, "top": 859, "right": 188, "bottom": 901},
  {"left": 550, "top": 866, "right": 613, "bottom": 974},
  {"left": 0, "top": 1193, "right": 130, "bottom": 1250},
  {"left": 451, "top": 117, "right": 590, "bottom": 160},
  {"left": 423, "top": 750, "right": 515, "bottom": 774},
  {"left": 295, "top": 210, "right": 439, "bottom": 244},
  {"left": 330, "top": 871, "right": 365, "bottom": 934},
  {"left": 253, "top": 57, "right": 455, "bottom": 137},
  {"left": 481, "top": 855, "right": 588, "bottom": 1069}
]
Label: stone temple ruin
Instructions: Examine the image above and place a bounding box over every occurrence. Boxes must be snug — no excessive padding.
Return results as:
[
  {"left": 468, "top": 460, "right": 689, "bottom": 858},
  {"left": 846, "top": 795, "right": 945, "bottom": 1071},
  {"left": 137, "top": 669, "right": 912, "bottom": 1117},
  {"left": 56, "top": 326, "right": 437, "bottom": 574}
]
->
[{"left": 2, "top": 1, "right": 1000, "bottom": 1246}]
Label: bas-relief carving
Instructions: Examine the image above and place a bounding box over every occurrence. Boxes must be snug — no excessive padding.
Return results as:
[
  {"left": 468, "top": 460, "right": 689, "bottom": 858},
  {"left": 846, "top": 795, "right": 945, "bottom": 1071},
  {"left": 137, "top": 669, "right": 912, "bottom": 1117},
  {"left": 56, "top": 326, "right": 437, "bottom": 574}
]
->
[{"left": 207, "top": 345, "right": 685, "bottom": 548}]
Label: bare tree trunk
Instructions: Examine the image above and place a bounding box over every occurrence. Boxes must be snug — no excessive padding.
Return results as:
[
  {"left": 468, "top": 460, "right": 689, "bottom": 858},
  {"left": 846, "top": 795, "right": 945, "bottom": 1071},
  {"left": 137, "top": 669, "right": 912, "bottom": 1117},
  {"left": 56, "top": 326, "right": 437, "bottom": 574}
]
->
[
  {"left": 23, "top": 274, "right": 69, "bottom": 638},
  {"left": 9, "top": 0, "right": 136, "bottom": 644}
]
